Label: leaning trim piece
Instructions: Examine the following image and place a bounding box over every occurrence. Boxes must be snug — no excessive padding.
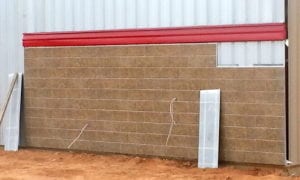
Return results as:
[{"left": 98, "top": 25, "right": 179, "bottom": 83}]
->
[
  {"left": 0, "top": 73, "right": 18, "bottom": 125},
  {"left": 23, "top": 23, "right": 286, "bottom": 47},
  {"left": 4, "top": 73, "right": 23, "bottom": 151},
  {"left": 198, "top": 89, "right": 221, "bottom": 169}
]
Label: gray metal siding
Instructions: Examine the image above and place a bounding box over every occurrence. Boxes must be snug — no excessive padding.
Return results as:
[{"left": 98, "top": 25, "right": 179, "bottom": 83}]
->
[{"left": 23, "top": 0, "right": 284, "bottom": 32}]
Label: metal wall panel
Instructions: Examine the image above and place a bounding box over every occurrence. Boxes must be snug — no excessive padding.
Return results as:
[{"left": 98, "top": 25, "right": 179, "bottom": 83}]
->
[{"left": 23, "top": 0, "right": 285, "bottom": 32}]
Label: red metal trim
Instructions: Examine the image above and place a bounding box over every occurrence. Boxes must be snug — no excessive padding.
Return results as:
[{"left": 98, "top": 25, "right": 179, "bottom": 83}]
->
[{"left": 23, "top": 23, "right": 286, "bottom": 47}]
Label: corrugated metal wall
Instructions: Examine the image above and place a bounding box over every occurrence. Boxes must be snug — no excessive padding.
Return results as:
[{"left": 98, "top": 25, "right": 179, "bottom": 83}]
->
[
  {"left": 24, "top": 0, "right": 284, "bottom": 32},
  {"left": 0, "top": 0, "right": 286, "bottom": 144}
]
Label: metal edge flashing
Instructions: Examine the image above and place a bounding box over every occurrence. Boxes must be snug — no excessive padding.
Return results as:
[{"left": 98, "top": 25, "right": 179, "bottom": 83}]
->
[
  {"left": 287, "top": 0, "right": 300, "bottom": 168},
  {"left": 23, "top": 23, "right": 286, "bottom": 47}
]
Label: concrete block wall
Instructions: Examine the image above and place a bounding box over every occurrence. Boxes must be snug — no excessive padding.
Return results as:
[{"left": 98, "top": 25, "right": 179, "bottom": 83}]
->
[{"left": 23, "top": 44, "right": 286, "bottom": 165}]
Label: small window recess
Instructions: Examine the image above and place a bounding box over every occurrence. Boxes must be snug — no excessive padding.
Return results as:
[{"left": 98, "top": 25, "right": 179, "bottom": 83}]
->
[{"left": 216, "top": 41, "right": 285, "bottom": 68}]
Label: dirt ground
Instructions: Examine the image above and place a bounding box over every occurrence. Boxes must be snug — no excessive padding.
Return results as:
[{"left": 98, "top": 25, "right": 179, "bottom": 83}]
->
[{"left": 0, "top": 148, "right": 297, "bottom": 180}]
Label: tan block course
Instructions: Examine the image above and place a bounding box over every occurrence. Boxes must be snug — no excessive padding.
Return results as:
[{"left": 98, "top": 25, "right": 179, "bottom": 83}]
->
[
  {"left": 24, "top": 44, "right": 286, "bottom": 165},
  {"left": 221, "top": 150, "right": 285, "bottom": 165}
]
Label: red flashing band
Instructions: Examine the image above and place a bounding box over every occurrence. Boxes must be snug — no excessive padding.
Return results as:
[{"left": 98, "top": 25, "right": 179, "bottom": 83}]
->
[{"left": 23, "top": 23, "right": 286, "bottom": 47}]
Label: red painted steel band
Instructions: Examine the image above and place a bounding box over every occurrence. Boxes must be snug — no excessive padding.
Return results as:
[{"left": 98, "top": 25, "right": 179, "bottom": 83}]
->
[{"left": 23, "top": 23, "right": 286, "bottom": 47}]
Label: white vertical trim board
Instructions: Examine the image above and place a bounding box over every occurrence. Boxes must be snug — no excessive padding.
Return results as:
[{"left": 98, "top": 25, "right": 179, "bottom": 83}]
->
[
  {"left": 4, "top": 73, "right": 22, "bottom": 151},
  {"left": 198, "top": 89, "right": 221, "bottom": 168}
]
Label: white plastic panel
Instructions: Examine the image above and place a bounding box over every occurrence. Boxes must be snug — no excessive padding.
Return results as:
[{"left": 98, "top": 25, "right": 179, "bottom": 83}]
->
[
  {"left": 198, "top": 89, "right": 221, "bottom": 168},
  {"left": 4, "top": 73, "right": 22, "bottom": 151}
]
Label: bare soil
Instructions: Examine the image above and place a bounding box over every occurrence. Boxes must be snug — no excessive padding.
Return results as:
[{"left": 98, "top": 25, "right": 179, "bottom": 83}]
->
[{"left": 0, "top": 148, "right": 296, "bottom": 180}]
